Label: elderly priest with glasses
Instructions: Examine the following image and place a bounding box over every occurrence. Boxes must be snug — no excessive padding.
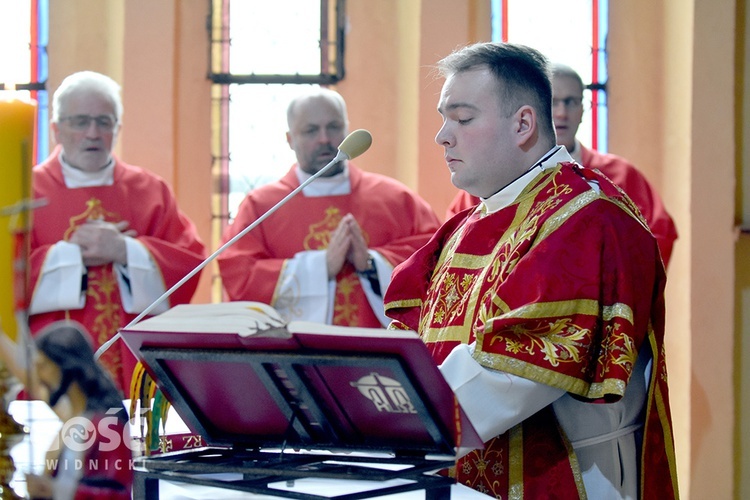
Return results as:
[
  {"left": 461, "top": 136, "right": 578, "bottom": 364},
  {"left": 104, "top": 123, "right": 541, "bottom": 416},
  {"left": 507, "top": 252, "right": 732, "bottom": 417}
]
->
[{"left": 28, "top": 71, "right": 206, "bottom": 395}]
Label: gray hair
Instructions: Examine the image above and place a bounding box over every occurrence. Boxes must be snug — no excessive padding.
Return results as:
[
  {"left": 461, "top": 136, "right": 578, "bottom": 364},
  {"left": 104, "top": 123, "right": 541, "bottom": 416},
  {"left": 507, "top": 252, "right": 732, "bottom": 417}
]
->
[
  {"left": 286, "top": 87, "right": 348, "bottom": 129},
  {"left": 51, "top": 71, "right": 123, "bottom": 124}
]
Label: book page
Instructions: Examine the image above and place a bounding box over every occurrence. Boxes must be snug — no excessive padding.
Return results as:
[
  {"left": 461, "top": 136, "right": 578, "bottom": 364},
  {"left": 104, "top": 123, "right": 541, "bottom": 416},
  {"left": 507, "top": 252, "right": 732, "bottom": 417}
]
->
[
  {"left": 124, "top": 301, "right": 289, "bottom": 337},
  {"left": 287, "top": 321, "right": 419, "bottom": 340}
]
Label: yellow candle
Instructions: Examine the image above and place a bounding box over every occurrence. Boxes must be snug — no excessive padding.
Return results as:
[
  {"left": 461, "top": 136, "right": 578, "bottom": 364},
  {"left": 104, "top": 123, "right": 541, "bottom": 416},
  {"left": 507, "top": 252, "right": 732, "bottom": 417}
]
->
[{"left": 0, "top": 93, "right": 36, "bottom": 341}]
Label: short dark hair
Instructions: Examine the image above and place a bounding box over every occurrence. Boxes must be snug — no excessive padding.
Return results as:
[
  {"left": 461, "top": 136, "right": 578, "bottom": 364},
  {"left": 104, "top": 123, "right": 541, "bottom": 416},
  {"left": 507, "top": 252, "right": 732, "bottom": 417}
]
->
[{"left": 437, "top": 42, "right": 555, "bottom": 140}]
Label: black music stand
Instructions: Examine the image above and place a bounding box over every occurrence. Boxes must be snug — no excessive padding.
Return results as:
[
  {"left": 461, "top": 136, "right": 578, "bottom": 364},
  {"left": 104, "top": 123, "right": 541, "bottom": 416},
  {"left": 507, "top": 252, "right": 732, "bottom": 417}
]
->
[{"left": 120, "top": 304, "right": 482, "bottom": 499}]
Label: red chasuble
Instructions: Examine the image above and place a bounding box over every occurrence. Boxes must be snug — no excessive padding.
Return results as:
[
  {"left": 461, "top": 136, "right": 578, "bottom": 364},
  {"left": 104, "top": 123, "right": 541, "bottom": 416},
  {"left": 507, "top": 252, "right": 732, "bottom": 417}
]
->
[
  {"left": 447, "top": 145, "right": 678, "bottom": 268},
  {"left": 386, "top": 163, "right": 678, "bottom": 499},
  {"left": 30, "top": 149, "right": 206, "bottom": 393},
  {"left": 218, "top": 164, "right": 440, "bottom": 327}
]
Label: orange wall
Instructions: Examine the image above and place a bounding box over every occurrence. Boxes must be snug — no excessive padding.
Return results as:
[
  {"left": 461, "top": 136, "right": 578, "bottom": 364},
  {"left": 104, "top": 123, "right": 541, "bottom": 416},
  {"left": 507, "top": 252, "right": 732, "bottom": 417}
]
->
[
  {"left": 48, "top": 0, "right": 214, "bottom": 304},
  {"left": 609, "top": 0, "right": 737, "bottom": 498},
  {"left": 47, "top": 1, "right": 745, "bottom": 497},
  {"left": 335, "top": 0, "right": 490, "bottom": 220},
  {"left": 120, "top": 0, "right": 213, "bottom": 304}
]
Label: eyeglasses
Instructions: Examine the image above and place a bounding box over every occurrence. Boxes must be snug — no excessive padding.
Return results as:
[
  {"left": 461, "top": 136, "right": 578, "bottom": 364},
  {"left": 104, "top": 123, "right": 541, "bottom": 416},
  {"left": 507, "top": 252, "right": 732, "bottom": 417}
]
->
[
  {"left": 59, "top": 114, "right": 118, "bottom": 132},
  {"left": 552, "top": 97, "right": 583, "bottom": 110}
]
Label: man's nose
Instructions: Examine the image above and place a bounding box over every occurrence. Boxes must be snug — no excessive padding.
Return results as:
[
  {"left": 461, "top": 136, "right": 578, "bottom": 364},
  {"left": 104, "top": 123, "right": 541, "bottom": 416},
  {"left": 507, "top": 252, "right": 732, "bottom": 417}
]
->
[
  {"left": 316, "top": 129, "right": 333, "bottom": 144},
  {"left": 435, "top": 123, "right": 453, "bottom": 147},
  {"left": 552, "top": 102, "right": 567, "bottom": 118},
  {"left": 84, "top": 120, "right": 103, "bottom": 136}
]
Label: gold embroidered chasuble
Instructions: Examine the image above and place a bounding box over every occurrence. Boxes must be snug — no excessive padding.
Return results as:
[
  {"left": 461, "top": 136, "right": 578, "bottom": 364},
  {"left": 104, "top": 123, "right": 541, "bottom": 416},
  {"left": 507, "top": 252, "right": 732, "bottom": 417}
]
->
[
  {"left": 218, "top": 164, "right": 440, "bottom": 327},
  {"left": 29, "top": 149, "right": 206, "bottom": 393},
  {"left": 385, "top": 163, "right": 678, "bottom": 499}
]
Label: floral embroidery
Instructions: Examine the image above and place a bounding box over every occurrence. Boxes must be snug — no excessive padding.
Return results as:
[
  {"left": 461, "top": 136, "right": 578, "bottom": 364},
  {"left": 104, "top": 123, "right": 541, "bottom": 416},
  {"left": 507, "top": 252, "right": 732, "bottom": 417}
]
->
[
  {"left": 492, "top": 318, "right": 590, "bottom": 368},
  {"left": 598, "top": 321, "right": 638, "bottom": 375},
  {"left": 490, "top": 176, "right": 569, "bottom": 285},
  {"left": 427, "top": 271, "right": 476, "bottom": 327}
]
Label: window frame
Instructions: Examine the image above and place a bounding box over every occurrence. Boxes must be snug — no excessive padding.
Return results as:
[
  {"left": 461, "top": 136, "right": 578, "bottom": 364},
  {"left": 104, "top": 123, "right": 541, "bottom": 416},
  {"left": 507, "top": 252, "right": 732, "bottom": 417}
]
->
[
  {"left": 491, "top": 0, "right": 609, "bottom": 151},
  {"left": 0, "top": 0, "right": 49, "bottom": 162},
  {"left": 207, "top": 0, "right": 346, "bottom": 85}
]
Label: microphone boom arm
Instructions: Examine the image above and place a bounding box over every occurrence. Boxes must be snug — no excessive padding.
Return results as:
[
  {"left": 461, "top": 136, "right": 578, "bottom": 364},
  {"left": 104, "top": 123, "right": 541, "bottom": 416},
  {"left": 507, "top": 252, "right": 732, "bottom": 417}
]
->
[{"left": 94, "top": 148, "right": 353, "bottom": 360}]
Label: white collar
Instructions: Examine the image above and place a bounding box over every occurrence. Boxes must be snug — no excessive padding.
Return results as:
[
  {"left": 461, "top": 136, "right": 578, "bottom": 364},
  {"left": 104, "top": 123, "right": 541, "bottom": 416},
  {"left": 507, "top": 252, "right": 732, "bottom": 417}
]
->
[
  {"left": 59, "top": 153, "right": 115, "bottom": 188},
  {"left": 295, "top": 163, "right": 352, "bottom": 197},
  {"left": 482, "top": 146, "right": 573, "bottom": 214}
]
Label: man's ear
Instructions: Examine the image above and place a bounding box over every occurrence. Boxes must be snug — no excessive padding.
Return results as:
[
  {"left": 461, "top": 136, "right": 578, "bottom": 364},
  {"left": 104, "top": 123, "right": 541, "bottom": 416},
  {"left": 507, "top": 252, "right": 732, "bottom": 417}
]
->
[
  {"left": 513, "top": 105, "right": 537, "bottom": 147},
  {"left": 285, "top": 131, "right": 293, "bottom": 149}
]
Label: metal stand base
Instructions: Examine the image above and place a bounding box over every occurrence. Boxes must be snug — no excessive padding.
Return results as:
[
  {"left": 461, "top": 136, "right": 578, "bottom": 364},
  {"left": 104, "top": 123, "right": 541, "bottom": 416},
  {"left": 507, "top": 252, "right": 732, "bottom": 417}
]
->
[{"left": 134, "top": 447, "right": 454, "bottom": 499}]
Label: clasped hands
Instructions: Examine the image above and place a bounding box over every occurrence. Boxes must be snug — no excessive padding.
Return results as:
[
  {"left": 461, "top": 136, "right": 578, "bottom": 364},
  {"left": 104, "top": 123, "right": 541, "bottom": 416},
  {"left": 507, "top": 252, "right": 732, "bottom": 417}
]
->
[
  {"left": 326, "top": 213, "right": 370, "bottom": 280},
  {"left": 68, "top": 218, "right": 137, "bottom": 267}
]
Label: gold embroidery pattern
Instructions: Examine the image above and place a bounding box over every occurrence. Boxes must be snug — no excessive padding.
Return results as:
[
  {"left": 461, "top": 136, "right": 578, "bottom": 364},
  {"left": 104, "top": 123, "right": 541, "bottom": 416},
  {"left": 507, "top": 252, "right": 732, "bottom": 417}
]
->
[
  {"left": 660, "top": 340, "right": 669, "bottom": 383},
  {"left": 333, "top": 273, "right": 360, "bottom": 325},
  {"left": 63, "top": 198, "right": 120, "bottom": 240},
  {"left": 497, "top": 173, "right": 571, "bottom": 284},
  {"left": 425, "top": 271, "right": 477, "bottom": 327},
  {"left": 603, "top": 173, "right": 652, "bottom": 233},
  {"left": 490, "top": 317, "right": 591, "bottom": 369},
  {"left": 302, "top": 206, "right": 371, "bottom": 251},
  {"left": 472, "top": 300, "right": 641, "bottom": 398},
  {"left": 62, "top": 198, "right": 124, "bottom": 383},
  {"left": 457, "top": 436, "right": 507, "bottom": 498},
  {"left": 298, "top": 206, "right": 373, "bottom": 326},
  {"left": 158, "top": 436, "right": 173, "bottom": 454},
  {"left": 88, "top": 267, "right": 123, "bottom": 380},
  {"left": 420, "top": 170, "right": 575, "bottom": 343},
  {"left": 598, "top": 321, "right": 638, "bottom": 375},
  {"left": 303, "top": 207, "right": 342, "bottom": 250}
]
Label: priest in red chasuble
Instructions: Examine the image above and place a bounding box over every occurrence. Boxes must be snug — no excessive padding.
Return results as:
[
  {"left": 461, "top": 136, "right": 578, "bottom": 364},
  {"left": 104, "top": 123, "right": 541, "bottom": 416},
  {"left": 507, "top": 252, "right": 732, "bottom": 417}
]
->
[
  {"left": 218, "top": 89, "right": 440, "bottom": 328},
  {"left": 385, "top": 43, "right": 678, "bottom": 499},
  {"left": 447, "top": 64, "right": 678, "bottom": 269},
  {"left": 29, "top": 72, "right": 206, "bottom": 394}
]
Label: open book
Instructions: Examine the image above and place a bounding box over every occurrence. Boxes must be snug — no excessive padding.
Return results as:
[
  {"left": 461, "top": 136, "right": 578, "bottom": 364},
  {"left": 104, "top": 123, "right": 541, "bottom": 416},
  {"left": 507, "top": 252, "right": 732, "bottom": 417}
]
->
[{"left": 120, "top": 301, "right": 482, "bottom": 457}]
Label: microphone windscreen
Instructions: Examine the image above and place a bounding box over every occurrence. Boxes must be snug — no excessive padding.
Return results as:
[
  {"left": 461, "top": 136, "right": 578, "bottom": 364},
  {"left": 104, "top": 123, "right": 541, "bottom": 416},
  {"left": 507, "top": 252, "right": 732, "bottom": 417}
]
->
[{"left": 338, "top": 129, "right": 373, "bottom": 160}]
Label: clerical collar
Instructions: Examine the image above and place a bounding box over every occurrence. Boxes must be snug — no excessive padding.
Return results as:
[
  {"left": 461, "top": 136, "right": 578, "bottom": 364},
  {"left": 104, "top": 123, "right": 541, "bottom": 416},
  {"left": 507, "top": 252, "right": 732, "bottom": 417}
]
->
[
  {"left": 295, "top": 163, "right": 352, "bottom": 197},
  {"left": 59, "top": 153, "right": 115, "bottom": 188},
  {"left": 482, "top": 146, "right": 573, "bottom": 214}
]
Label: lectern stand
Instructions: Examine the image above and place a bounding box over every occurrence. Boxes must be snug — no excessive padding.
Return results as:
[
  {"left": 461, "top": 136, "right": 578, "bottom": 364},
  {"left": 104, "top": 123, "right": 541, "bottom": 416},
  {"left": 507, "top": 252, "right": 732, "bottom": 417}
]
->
[{"left": 120, "top": 304, "right": 482, "bottom": 499}]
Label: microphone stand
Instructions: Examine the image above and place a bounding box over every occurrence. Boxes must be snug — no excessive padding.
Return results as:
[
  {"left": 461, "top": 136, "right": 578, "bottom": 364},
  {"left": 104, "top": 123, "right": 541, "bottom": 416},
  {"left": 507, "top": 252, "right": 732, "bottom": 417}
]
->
[{"left": 94, "top": 149, "right": 350, "bottom": 360}]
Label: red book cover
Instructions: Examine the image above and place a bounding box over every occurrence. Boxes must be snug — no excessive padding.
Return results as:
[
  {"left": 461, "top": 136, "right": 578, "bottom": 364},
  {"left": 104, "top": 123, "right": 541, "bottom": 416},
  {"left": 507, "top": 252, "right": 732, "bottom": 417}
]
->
[{"left": 120, "top": 302, "right": 482, "bottom": 455}]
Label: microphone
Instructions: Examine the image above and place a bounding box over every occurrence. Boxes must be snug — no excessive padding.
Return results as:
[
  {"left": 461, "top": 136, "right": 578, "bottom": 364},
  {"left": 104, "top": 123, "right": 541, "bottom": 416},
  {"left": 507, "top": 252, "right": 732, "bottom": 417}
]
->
[
  {"left": 337, "top": 129, "right": 372, "bottom": 160},
  {"left": 94, "top": 128, "right": 373, "bottom": 359}
]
